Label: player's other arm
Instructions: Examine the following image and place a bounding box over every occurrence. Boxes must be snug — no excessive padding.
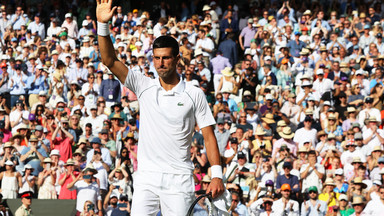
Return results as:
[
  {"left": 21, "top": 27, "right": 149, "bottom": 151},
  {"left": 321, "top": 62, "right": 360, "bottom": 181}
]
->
[
  {"left": 96, "top": 0, "right": 128, "bottom": 83},
  {"left": 201, "top": 126, "right": 225, "bottom": 198}
]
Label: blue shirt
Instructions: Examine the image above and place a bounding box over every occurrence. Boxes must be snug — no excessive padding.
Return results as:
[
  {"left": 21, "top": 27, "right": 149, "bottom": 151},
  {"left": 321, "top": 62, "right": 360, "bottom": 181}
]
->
[
  {"left": 20, "top": 145, "right": 48, "bottom": 176},
  {"left": 27, "top": 75, "right": 48, "bottom": 94},
  {"left": 9, "top": 74, "right": 29, "bottom": 95},
  {"left": 276, "top": 174, "right": 300, "bottom": 193},
  {"left": 334, "top": 183, "right": 349, "bottom": 193},
  {"left": 100, "top": 78, "right": 121, "bottom": 102},
  {"left": 287, "top": 40, "right": 306, "bottom": 57}
]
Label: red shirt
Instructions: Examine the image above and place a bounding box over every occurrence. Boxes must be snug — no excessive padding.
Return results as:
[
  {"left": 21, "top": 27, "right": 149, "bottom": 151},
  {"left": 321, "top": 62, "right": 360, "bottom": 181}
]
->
[
  {"left": 58, "top": 171, "right": 79, "bottom": 199},
  {"left": 52, "top": 136, "right": 73, "bottom": 162}
]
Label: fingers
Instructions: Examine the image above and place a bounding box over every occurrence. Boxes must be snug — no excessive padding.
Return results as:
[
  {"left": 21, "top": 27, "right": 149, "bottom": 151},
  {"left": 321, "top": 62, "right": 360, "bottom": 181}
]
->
[
  {"left": 96, "top": 0, "right": 101, "bottom": 5},
  {"left": 110, "top": 6, "right": 117, "bottom": 16}
]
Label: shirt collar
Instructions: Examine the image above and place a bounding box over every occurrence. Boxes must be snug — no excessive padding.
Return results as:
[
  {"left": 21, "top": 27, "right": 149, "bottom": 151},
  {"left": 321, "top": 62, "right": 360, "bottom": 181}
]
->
[{"left": 155, "top": 76, "right": 185, "bottom": 96}]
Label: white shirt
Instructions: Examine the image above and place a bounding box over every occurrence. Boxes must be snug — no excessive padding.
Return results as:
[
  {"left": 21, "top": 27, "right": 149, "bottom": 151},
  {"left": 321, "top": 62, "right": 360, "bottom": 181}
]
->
[
  {"left": 124, "top": 68, "right": 216, "bottom": 174},
  {"left": 9, "top": 110, "right": 30, "bottom": 134},
  {"left": 272, "top": 198, "right": 300, "bottom": 216},
  {"left": 69, "top": 180, "right": 101, "bottom": 212},
  {"left": 199, "top": 68, "right": 211, "bottom": 82},
  {"left": 300, "top": 163, "right": 325, "bottom": 193},
  {"left": 293, "top": 128, "right": 317, "bottom": 148},
  {"left": 195, "top": 37, "right": 215, "bottom": 58},
  {"left": 81, "top": 83, "right": 100, "bottom": 108},
  {"left": 340, "top": 150, "right": 367, "bottom": 166},
  {"left": 358, "top": 108, "right": 381, "bottom": 126},
  {"left": 92, "top": 161, "right": 108, "bottom": 190},
  {"left": 27, "top": 21, "right": 45, "bottom": 39},
  {"left": 362, "top": 128, "right": 384, "bottom": 154},
  {"left": 82, "top": 115, "right": 104, "bottom": 136},
  {"left": 363, "top": 199, "right": 384, "bottom": 215},
  {"left": 313, "top": 78, "right": 333, "bottom": 96}
]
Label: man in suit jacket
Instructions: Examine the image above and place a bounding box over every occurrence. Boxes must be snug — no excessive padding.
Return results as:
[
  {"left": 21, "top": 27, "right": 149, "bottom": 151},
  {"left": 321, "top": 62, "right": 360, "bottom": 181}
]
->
[
  {"left": 220, "top": 10, "right": 239, "bottom": 40},
  {"left": 327, "top": 61, "right": 348, "bottom": 81}
]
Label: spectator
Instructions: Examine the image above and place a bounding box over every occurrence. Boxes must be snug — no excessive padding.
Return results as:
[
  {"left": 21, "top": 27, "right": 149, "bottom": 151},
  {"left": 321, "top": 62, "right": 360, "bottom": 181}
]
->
[
  {"left": 0, "top": 160, "right": 22, "bottom": 199},
  {"left": 37, "top": 157, "right": 57, "bottom": 199},
  {"left": 301, "top": 186, "right": 327, "bottom": 216},
  {"left": 67, "top": 165, "right": 102, "bottom": 216},
  {"left": 272, "top": 184, "right": 300, "bottom": 215}
]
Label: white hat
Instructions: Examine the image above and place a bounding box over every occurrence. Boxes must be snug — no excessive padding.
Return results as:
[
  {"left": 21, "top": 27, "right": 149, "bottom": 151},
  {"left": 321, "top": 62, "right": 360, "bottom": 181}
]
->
[
  {"left": 135, "top": 41, "right": 143, "bottom": 46},
  {"left": 118, "top": 42, "right": 126, "bottom": 48},
  {"left": 147, "top": 29, "right": 154, "bottom": 34},
  {"left": 65, "top": 13, "right": 72, "bottom": 18},
  {"left": 50, "top": 149, "right": 60, "bottom": 157},
  {"left": 202, "top": 5, "right": 211, "bottom": 11},
  {"left": 70, "top": 80, "right": 79, "bottom": 86},
  {"left": 229, "top": 127, "right": 237, "bottom": 134},
  {"left": 356, "top": 69, "right": 364, "bottom": 75},
  {"left": 82, "top": 36, "right": 90, "bottom": 42},
  {"left": 317, "top": 69, "right": 324, "bottom": 75},
  {"left": 4, "top": 160, "right": 14, "bottom": 166},
  {"left": 82, "top": 20, "right": 88, "bottom": 26},
  {"left": 244, "top": 48, "right": 252, "bottom": 55},
  {"left": 39, "top": 91, "right": 47, "bottom": 96},
  {"left": 264, "top": 56, "right": 272, "bottom": 61},
  {"left": 335, "top": 168, "right": 344, "bottom": 175},
  {"left": 51, "top": 50, "right": 59, "bottom": 55},
  {"left": 323, "top": 101, "right": 331, "bottom": 106},
  {"left": 301, "top": 80, "right": 312, "bottom": 86},
  {"left": 116, "top": 34, "right": 122, "bottom": 39},
  {"left": 194, "top": 49, "right": 203, "bottom": 57},
  {"left": 303, "top": 10, "right": 312, "bottom": 15},
  {"left": 36, "top": 64, "right": 44, "bottom": 70},
  {"left": 265, "top": 94, "right": 273, "bottom": 100},
  {"left": 23, "top": 164, "right": 34, "bottom": 172},
  {"left": 90, "top": 104, "right": 97, "bottom": 110}
]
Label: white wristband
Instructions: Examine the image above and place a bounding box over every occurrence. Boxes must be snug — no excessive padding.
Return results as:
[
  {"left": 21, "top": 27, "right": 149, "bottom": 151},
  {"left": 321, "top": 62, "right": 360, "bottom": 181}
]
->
[
  {"left": 97, "top": 21, "right": 110, "bottom": 37},
  {"left": 211, "top": 165, "right": 223, "bottom": 179}
]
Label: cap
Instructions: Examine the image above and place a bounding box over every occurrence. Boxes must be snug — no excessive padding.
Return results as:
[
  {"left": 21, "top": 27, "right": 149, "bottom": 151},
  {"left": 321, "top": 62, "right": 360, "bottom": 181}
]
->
[
  {"left": 247, "top": 18, "right": 253, "bottom": 24},
  {"left": 338, "top": 194, "right": 348, "bottom": 201},
  {"left": 365, "top": 96, "right": 374, "bottom": 103},
  {"left": 35, "top": 125, "right": 43, "bottom": 131},
  {"left": 265, "top": 180, "right": 274, "bottom": 186},
  {"left": 99, "top": 129, "right": 109, "bottom": 134},
  {"left": 308, "top": 186, "right": 318, "bottom": 193},
  {"left": 237, "top": 152, "right": 246, "bottom": 159},
  {"left": 65, "top": 13, "right": 72, "bottom": 18},
  {"left": 20, "top": 191, "right": 33, "bottom": 199},
  {"left": 90, "top": 137, "right": 101, "bottom": 144},
  {"left": 354, "top": 132, "right": 363, "bottom": 140},
  {"left": 317, "top": 69, "right": 324, "bottom": 75},
  {"left": 335, "top": 168, "right": 344, "bottom": 175},
  {"left": 265, "top": 94, "right": 273, "bottom": 100},
  {"left": 283, "top": 161, "right": 292, "bottom": 168},
  {"left": 50, "top": 149, "right": 60, "bottom": 157},
  {"left": 281, "top": 183, "right": 291, "bottom": 191}
]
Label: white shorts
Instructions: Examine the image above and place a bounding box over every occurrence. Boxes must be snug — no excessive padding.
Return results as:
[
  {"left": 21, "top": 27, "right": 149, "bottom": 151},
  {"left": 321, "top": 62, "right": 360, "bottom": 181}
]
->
[{"left": 131, "top": 171, "right": 194, "bottom": 216}]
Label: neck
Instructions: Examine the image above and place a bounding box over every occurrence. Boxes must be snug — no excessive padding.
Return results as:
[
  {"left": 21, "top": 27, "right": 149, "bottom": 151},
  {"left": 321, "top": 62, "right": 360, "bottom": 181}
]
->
[{"left": 159, "top": 73, "right": 180, "bottom": 91}]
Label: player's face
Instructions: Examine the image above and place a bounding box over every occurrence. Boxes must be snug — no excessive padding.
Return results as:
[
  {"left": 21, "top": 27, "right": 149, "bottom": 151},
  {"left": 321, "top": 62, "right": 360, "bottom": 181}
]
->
[{"left": 153, "top": 48, "right": 179, "bottom": 80}]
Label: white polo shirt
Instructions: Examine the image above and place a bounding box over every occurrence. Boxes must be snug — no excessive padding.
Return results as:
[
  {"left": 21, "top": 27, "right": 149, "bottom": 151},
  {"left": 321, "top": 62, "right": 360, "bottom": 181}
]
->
[
  {"left": 125, "top": 69, "right": 216, "bottom": 174},
  {"left": 69, "top": 180, "right": 101, "bottom": 212}
]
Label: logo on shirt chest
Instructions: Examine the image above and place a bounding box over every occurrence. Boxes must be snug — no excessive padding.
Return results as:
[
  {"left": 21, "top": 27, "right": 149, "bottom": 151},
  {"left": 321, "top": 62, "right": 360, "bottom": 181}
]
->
[{"left": 177, "top": 102, "right": 184, "bottom": 106}]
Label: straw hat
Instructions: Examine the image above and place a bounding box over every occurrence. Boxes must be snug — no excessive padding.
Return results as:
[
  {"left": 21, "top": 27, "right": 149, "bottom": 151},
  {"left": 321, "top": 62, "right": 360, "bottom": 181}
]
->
[
  {"left": 73, "top": 148, "right": 85, "bottom": 157},
  {"left": 221, "top": 67, "right": 234, "bottom": 77},
  {"left": 202, "top": 175, "right": 211, "bottom": 183},
  {"left": 279, "top": 127, "right": 295, "bottom": 139},
  {"left": 351, "top": 196, "right": 365, "bottom": 205},
  {"left": 352, "top": 177, "right": 367, "bottom": 189},
  {"left": 261, "top": 113, "right": 275, "bottom": 124},
  {"left": 64, "top": 158, "right": 75, "bottom": 166},
  {"left": 328, "top": 114, "right": 336, "bottom": 120},
  {"left": 327, "top": 133, "right": 336, "bottom": 140},
  {"left": 43, "top": 158, "right": 52, "bottom": 163},
  {"left": 111, "top": 113, "right": 123, "bottom": 120},
  {"left": 344, "top": 107, "right": 357, "bottom": 117},
  {"left": 317, "top": 130, "right": 326, "bottom": 139},
  {"left": 277, "top": 120, "right": 287, "bottom": 127},
  {"left": 3, "top": 142, "right": 13, "bottom": 148},
  {"left": 352, "top": 157, "right": 362, "bottom": 163},
  {"left": 29, "top": 135, "right": 38, "bottom": 142},
  {"left": 323, "top": 178, "right": 336, "bottom": 186},
  {"left": 298, "top": 146, "right": 308, "bottom": 153},
  {"left": 82, "top": 163, "right": 98, "bottom": 174},
  {"left": 254, "top": 127, "right": 266, "bottom": 136}
]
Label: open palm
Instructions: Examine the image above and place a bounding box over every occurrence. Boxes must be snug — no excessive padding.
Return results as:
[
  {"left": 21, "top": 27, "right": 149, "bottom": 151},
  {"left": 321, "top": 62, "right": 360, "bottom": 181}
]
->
[{"left": 96, "top": 0, "right": 116, "bottom": 23}]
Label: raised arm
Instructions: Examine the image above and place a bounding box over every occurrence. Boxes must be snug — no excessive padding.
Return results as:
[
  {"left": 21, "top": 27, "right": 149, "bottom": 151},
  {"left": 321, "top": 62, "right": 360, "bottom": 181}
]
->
[{"left": 97, "top": 0, "right": 128, "bottom": 83}]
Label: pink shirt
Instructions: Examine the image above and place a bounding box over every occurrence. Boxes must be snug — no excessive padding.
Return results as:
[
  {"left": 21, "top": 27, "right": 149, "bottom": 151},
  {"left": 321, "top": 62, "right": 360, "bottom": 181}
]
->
[
  {"left": 58, "top": 171, "right": 79, "bottom": 199},
  {"left": 272, "top": 138, "right": 298, "bottom": 156},
  {"left": 53, "top": 137, "right": 73, "bottom": 163}
]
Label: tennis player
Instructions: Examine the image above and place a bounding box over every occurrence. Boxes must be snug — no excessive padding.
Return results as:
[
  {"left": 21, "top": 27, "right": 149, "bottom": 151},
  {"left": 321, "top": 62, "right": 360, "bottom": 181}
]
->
[{"left": 96, "top": 0, "right": 224, "bottom": 215}]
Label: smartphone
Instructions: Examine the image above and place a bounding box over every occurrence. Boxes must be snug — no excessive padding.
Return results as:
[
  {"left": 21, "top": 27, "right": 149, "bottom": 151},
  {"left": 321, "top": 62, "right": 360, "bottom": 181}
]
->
[
  {"left": 115, "top": 185, "right": 120, "bottom": 189},
  {"left": 117, "top": 203, "right": 127, "bottom": 208},
  {"left": 83, "top": 175, "right": 91, "bottom": 179},
  {"left": 46, "top": 163, "right": 51, "bottom": 170},
  {"left": 87, "top": 204, "right": 94, "bottom": 211}
]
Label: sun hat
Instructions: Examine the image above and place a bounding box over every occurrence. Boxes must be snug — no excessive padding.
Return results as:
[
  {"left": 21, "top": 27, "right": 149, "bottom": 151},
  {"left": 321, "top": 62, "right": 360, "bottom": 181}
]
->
[
  {"left": 279, "top": 127, "right": 295, "bottom": 139},
  {"left": 352, "top": 196, "right": 365, "bottom": 205},
  {"left": 324, "top": 178, "right": 336, "bottom": 186},
  {"left": 254, "top": 127, "right": 266, "bottom": 136},
  {"left": 261, "top": 113, "right": 275, "bottom": 124},
  {"left": 221, "top": 67, "right": 234, "bottom": 77},
  {"left": 352, "top": 177, "right": 367, "bottom": 189}
]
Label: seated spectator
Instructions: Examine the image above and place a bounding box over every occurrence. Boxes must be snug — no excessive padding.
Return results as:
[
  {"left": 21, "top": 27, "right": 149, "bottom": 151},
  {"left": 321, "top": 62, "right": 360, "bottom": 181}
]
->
[
  {"left": 20, "top": 135, "right": 48, "bottom": 176},
  {"left": 319, "top": 178, "right": 339, "bottom": 208}
]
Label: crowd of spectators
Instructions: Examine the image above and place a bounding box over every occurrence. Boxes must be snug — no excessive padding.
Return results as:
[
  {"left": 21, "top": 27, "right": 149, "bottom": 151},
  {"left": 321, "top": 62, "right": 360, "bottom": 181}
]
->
[{"left": 1, "top": 0, "right": 384, "bottom": 215}]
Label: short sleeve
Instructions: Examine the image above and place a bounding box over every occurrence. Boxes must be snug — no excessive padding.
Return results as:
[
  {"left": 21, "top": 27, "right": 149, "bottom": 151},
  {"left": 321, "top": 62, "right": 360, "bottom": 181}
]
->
[
  {"left": 124, "top": 67, "right": 151, "bottom": 97},
  {"left": 194, "top": 89, "right": 216, "bottom": 129}
]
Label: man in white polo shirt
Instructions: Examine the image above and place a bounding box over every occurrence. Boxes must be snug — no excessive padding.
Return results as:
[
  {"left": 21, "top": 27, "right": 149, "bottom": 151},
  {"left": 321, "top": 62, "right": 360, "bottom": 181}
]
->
[{"left": 96, "top": 1, "right": 224, "bottom": 215}]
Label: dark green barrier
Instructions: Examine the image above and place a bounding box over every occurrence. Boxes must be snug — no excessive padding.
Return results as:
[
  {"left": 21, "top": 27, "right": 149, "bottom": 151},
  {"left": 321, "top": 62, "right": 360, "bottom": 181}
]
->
[{"left": 5, "top": 199, "right": 77, "bottom": 216}]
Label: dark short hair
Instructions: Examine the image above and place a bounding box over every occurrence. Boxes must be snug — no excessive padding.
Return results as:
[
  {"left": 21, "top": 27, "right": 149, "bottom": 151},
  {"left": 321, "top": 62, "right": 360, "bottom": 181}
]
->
[
  {"left": 153, "top": 36, "right": 179, "bottom": 57},
  {"left": 308, "top": 150, "right": 316, "bottom": 156},
  {"left": 85, "top": 123, "right": 92, "bottom": 128}
]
